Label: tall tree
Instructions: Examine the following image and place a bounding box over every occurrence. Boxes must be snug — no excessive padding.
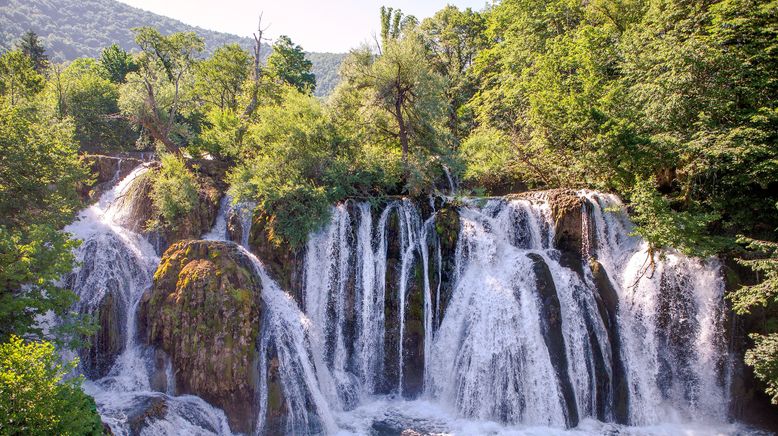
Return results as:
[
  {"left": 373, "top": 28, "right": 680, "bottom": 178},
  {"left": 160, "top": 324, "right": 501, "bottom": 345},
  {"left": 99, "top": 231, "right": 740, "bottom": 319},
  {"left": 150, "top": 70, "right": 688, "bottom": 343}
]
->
[
  {"left": 0, "top": 104, "right": 89, "bottom": 345},
  {"left": 120, "top": 27, "right": 204, "bottom": 155},
  {"left": 338, "top": 34, "right": 446, "bottom": 169},
  {"left": 420, "top": 6, "right": 487, "bottom": 139},
  {"left": 266, "top": 35, "right": 316, "bottom": 93},
  {"left": 50, "top": 58, "right": 134, "bottom": 148},
  {"left": 16, "top": 31, "right": 48, "bottom": 74},
  {"left": 195, "top": 43, "right": 251, "bottom": 111}
]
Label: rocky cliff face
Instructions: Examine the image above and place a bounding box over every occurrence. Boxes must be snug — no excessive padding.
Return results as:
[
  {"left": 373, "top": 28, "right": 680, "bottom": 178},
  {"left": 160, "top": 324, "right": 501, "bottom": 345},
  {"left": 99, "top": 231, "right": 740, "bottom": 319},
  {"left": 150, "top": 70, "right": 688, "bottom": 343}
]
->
[{"left": 140, "top": 240, "right": 262, "bottom": 434}]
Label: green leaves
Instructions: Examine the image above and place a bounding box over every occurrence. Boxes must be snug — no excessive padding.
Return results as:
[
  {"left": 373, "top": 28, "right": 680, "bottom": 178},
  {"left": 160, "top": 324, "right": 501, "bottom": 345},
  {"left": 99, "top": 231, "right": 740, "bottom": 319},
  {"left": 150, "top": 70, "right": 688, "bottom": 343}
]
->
[
  {"left": 628, "top": 177, "right": 729, "bottom": 258},
  {"left": 0, "top": 49, "right": 44, "bottom": 106},
  {"left": 0, "top": 336, "right": 103, "bottom": 435},
  {"left": 266, "top": 36, "right": 315, "bottom": 94},
  {"left": 149, "top": 154, "right": 199, "bottom": 229},
  {"left": 745, "top": 333, "right": 778, "bottom": 405},
  {"left": 730, "top": 236, "right": 778, "bottom": 315},
  {"left": 0, "top": 103, "right": 90, "bottom": 346},
  {"left": 99, "top": 43, "right": 138, "bottom": 84}
]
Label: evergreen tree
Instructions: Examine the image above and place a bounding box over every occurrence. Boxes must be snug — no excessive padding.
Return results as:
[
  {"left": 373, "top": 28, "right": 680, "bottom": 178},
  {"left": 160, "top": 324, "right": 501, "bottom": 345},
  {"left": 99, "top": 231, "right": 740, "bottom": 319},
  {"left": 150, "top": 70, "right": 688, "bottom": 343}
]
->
[{"left": 16, "top": 30, "right": 48, "bottom": 74}]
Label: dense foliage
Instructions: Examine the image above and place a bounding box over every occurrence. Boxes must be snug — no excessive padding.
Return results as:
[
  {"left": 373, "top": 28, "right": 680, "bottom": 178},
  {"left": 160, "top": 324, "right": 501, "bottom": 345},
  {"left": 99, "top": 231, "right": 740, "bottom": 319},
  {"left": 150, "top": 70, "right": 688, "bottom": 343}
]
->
[
  {"left": 148, "top": 153, "right": 201, "bottom": 230},
  {"left": 0, "top": 336, "right": 103, "bottom": 435},
  {"left": 0, "top": 87, "right": 90, "bottom": 345}
]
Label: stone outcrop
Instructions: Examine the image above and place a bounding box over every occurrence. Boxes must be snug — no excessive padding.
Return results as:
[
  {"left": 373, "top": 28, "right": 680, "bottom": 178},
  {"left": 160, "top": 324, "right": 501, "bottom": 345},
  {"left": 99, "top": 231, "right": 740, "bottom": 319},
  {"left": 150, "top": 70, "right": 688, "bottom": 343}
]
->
[
  {"left": 430, "top": 205, "right": 459, "bottom": 330},
  {"left": 79, "top": 292, "right": 125, "bottom": 379},
  {"left": 246, "top": 210, "right": 305, "bottom": 304},
  {"left": 115, "top": 162, "right": 222, "bottom": 253},
  {"left": 78, "top": 154, "right": 144, "bottom": 202},
  {"left": 589, "top": 259, "right": 629, "bottom": 423},
  {"left": 511, "top": 189, "right": 586, "bottom": 273},
  {"left": 527, "top": 253, "right": 578, "bottom": 428},
  {"left": 140, "top": 240, "right": 262, "bottom": 434}
]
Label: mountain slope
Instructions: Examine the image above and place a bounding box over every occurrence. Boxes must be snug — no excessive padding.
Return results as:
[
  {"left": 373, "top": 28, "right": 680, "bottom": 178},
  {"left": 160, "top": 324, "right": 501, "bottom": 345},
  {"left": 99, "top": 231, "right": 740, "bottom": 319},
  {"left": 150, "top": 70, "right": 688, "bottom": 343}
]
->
[{"left": 0, "top": 0, "right": 344, "bottom": 96}]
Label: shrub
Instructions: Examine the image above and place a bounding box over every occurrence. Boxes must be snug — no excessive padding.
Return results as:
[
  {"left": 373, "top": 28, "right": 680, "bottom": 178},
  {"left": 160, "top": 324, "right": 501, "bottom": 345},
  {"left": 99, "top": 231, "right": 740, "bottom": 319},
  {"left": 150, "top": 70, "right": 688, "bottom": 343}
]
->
[
  {"left": 745, "top": 333, "right": 778, "bottom": 405},
  {"left": 149, "top": 153, "right": 199, "bottom": 229},
  {"left": 0, "top": 336, "right": 103, "bottom": 435}
]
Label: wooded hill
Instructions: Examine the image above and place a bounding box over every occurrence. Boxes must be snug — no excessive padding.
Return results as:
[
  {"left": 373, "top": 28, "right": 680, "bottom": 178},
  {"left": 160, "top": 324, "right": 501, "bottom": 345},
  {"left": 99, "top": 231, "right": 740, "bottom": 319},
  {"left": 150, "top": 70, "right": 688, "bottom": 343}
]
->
[{"left": 0, "top": 0, "right": 346, "bottom": 96}]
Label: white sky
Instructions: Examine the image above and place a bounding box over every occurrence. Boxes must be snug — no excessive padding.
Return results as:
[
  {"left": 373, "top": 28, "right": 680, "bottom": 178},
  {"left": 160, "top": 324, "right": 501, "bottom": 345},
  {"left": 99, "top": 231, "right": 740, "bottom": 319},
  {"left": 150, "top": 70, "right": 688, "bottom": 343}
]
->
[{"left": 117, "top": 0, "right": 491, "bottom": 53}]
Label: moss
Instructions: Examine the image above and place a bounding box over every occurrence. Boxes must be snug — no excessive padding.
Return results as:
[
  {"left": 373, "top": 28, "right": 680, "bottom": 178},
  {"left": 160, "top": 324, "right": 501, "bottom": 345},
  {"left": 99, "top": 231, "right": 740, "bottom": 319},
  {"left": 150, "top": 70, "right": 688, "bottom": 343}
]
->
[{"left": 140, "top": 240, "right": 263, "bottom": 434}]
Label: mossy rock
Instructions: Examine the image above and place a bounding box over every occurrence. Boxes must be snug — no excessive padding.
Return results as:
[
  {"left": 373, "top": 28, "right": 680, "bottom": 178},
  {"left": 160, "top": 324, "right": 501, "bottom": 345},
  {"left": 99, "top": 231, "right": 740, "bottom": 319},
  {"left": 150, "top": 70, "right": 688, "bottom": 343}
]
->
[{"left": 140, "top": 240, "right": 262, "bottom": 434}]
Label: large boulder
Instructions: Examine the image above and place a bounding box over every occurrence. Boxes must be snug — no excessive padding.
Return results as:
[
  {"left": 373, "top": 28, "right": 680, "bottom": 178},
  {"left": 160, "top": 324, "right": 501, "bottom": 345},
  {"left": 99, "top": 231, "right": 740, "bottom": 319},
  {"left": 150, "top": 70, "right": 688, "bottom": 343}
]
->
[{"left": 140, "top": 240, "right": 262, "bottom": 434}]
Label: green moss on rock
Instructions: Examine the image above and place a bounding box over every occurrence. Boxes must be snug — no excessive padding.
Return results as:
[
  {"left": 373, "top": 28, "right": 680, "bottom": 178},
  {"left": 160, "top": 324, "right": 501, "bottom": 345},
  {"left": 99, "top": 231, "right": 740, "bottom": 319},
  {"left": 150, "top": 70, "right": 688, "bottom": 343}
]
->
[{"left": 140, "top": 240, "right": 262, "bottom": 434}]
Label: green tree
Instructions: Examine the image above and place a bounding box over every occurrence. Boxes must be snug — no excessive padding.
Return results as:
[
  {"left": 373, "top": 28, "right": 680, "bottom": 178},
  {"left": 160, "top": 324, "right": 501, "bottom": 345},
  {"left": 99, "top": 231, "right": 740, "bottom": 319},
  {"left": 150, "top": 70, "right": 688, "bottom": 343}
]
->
[
  {"left": 745, "top": 333, "right": 778, "bottom": 405},
  {"left": 730, "top": 234, "right": 778, "bottom": 405},
  {"left": 379, "top": 7, "right": 417, "bottom": 49},
  {"left": 0, "top": 336, "right": 103, "bottom": 435},
  {"left": 99, "top": 43, "right": 138, "bottom": 84},
  {"left": 0, "top": 104, "right": 90, "bottom": 345},
  {"left": 48, "top": 58, "right": 134, "bottom": 148},
  {"left": 0, "top": 49, "right": 44, "bottom": 106},
  {"left": 195, "top": 43, "right": 251, "bottom": 111},
  {"left": 148, "top": 153, "right": 199, "bottom": 229},
  {"left": 266, "top": 36, "right": 315, "bottom": 93},
  {"left": 420, "top": 6, "right": 486, "bottom": 139},
  {"left": 337, "top": 34, "right": 446, "bottom": 170},
  {"left": 120, "top": 27, "right": 204, "bottom": 155},
  {"left": 16, "top": 30, "right": 48, "bottom": 74},
  {"left": 228, "top": 87, "right": 335, "bottom": 247}
]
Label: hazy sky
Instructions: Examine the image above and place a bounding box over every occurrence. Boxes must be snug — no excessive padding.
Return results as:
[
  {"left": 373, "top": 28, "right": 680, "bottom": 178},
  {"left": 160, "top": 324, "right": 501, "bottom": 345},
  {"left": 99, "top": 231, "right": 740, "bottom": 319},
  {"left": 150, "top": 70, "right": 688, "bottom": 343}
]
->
[{"left": 117, "top": 0, "right": 491, "bottom": 53}]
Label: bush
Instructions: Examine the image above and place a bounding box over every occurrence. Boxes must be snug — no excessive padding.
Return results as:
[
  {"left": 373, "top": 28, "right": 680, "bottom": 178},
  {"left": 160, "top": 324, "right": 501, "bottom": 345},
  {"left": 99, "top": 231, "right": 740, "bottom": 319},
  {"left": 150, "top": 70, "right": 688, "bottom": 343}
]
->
[
  {"left": 745, "top": 333, "right": 778, "bottom": 405},
  {"left": 0, "top": 336, "right": 103, "bottom": 435},
  {"left": 149, "top": 153, "right": 199, "bottom": 229}
]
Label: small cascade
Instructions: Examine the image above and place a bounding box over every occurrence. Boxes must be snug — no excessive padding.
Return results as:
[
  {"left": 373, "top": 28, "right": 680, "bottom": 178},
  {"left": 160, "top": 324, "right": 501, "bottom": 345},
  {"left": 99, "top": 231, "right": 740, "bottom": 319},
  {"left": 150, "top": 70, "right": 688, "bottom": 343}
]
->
[
  {"left": 242, "top": 248, "right": 339, "bottom": 435},
  {"left": 441, "top": 165, "right": 457, "bottom": 195}
]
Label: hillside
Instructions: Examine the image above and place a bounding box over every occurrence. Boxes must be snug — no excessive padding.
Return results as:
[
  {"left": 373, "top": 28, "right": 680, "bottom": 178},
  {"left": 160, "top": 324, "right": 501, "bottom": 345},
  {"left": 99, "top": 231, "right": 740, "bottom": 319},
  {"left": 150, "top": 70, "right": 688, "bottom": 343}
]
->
[{"left": 0, "top": 0, "right": 344, "bottom": 96}]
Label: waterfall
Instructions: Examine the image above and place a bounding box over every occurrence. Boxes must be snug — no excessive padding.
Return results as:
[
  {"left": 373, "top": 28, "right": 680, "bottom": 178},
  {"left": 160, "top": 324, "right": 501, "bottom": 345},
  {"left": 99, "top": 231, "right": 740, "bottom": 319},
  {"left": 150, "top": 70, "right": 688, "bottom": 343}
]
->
[
  {"left": 301, "top": 196, "right": 733, "bottom": 433},
  {"left": 583, "top": 192, "right": 730, "bottom": 425},
  {"left": 63, "top": 165, "right": 233, "bottom": 435},
  {"left": 206, "top": 201, "right": 340, "bottom": 435},
  {"left": 64, "top": 166, "right": 738, "bottom": 435},
  {"left": 301, "top": 200, "right": 439, "bottom": 400}
]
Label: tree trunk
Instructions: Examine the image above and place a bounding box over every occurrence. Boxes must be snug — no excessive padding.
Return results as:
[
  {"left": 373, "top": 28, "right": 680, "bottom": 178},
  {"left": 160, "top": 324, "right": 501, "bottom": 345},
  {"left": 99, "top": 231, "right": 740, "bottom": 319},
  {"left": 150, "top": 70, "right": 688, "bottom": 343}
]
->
[
  {"left": 396, "top": 93, "right": 409, "bottom": 169},
  {"left": 243, "top": 15, "right": 264, "bottom": 119}
]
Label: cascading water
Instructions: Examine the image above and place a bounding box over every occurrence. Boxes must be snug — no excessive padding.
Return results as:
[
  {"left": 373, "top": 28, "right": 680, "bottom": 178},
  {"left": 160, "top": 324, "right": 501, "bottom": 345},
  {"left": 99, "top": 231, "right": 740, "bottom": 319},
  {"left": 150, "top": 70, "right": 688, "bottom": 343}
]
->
[
  {"left": 301, "top": 196, "right": 739, "bottom": 434},
  {"left": 63, "top": 165, "right": 233, "bottom": 435},
  {"left": 583, "top": 191, "right": 730, "bottom": 425},
  {"left": 65, "top": 165, "right": 745, "bottom": 435}
]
